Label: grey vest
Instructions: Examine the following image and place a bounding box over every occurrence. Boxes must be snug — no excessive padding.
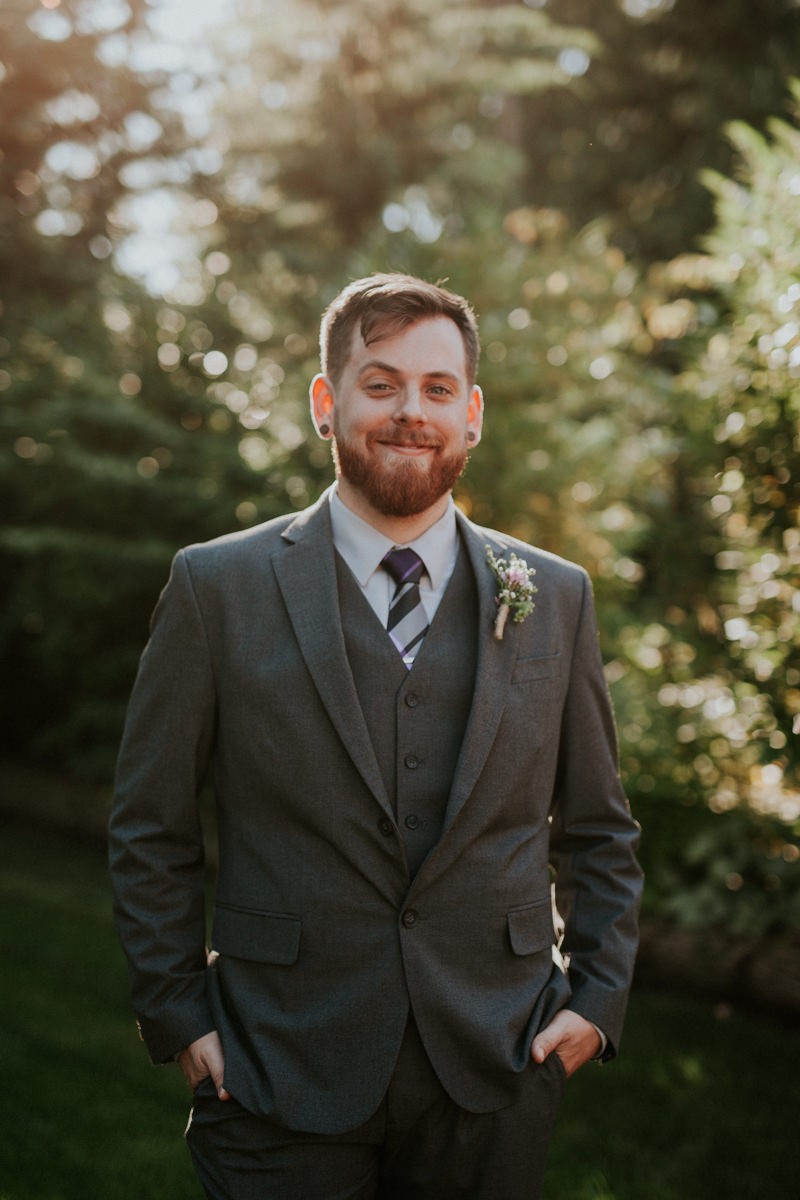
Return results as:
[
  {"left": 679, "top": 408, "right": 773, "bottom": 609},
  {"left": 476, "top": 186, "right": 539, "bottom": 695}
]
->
[{"left": 335, "top": 544, "right": 479, "bottom": 876}]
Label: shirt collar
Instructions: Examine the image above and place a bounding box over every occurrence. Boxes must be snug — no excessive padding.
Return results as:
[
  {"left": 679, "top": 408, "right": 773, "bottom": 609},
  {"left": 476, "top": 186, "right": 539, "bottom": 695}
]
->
[{"left": 328, "top": 485, "right": 458, "bottom": 589}]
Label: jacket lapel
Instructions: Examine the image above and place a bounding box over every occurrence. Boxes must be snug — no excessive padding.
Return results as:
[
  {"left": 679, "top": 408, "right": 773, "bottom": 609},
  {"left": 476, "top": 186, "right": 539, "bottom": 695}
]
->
[
  {"left": 441, "top": 513, "right": 520, "bottom": 833},
  {"left": 272, "top": 493, "right": 391, "bottom": 815}
]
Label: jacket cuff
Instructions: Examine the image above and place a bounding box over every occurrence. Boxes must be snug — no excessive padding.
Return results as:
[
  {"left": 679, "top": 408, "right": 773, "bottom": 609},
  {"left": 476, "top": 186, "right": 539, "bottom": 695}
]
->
[{"left": 135, "top": 998, "right": 216, "bottom": 1065}]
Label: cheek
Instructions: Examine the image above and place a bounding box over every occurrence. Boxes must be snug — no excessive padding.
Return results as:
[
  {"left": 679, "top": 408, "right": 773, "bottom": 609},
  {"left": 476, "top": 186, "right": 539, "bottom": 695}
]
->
[
  {"left": 442, "top": 419, "right": 469, "bottom": 445},
  {"left": 333, "top": 412, "right": 359, "bottom": 441}
]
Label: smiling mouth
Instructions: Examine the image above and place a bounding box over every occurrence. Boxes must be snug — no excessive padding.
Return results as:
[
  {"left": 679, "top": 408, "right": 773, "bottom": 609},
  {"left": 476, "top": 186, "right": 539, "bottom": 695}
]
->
[{"left": 373, "top": 435, "right": 442, "bottom": 452}]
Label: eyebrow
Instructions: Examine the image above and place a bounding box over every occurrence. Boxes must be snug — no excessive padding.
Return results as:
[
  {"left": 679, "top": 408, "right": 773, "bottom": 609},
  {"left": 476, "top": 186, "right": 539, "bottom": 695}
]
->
[{"left": 357, "top": 360, "right": 461, "bottom": 382}]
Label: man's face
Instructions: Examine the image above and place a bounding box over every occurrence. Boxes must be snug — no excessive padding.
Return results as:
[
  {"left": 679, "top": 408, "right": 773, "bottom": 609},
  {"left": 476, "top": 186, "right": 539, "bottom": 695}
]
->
[{"left": 311, "top": 316, "right": 483, "bottom": 521}]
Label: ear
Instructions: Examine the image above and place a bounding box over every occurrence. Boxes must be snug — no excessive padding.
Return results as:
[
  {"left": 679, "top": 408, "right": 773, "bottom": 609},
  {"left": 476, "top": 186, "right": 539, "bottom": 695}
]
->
[
  {"left": 310, "top": 374, "right": 335, "bottom": 438},
  {"left": 466, "top": 385, "right": 484, "bottom": 447}
]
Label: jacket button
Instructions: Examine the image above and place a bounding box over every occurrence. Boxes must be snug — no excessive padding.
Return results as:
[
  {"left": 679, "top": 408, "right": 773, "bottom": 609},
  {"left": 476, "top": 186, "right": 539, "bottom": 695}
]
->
[
  {"left": 404, "top": 754, "right": 420, "bottom": 770},
  {"left": 404, "top": 814, "right": 420, "bottom": 830},
  {"left": 402, "top": 909, "right": 418, "bottom": 928},
  {"left": 405, "top": 693, "right": 420, "bottom": 708},
  {"left": 378, "top": 817, "right": 394, "bottom": 837}
]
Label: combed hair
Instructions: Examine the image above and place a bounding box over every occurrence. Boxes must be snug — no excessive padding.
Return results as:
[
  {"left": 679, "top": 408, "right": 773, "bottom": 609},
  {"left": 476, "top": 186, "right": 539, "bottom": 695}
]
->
[{"left": 319, "top": 273, "right": 480, "bottom": 385}]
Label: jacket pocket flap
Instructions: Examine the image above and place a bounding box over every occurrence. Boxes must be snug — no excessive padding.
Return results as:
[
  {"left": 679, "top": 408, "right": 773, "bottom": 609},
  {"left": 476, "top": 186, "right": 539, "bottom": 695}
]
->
[
  {"left": 212, "top": 906, "right": 301, "bottom": 965},
  {"left": 511, "top": 653, "right": 560, "bottom": 684},
  {"left": 507, "top": 899, "right": 555, "bottom": 955}
]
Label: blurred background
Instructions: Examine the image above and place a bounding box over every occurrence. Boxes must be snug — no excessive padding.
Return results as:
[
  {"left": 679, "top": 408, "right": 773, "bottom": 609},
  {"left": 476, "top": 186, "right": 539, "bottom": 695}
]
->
[{"left": 1, "top": 1, "right": 798, "bottom": 1197}]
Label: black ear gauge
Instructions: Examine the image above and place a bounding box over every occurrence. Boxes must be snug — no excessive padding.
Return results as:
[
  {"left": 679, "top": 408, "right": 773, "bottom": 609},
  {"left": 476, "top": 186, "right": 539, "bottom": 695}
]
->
[
  {"left": 467, "top": 431, "right": 476, "bottom": 443},
  {"left": 318, "top": 424, "right": 330, "bottom": 436}
]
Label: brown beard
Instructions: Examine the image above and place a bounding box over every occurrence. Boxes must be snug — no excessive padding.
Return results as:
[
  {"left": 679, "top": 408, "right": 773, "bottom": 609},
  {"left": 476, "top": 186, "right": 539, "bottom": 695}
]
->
[{"left": 332, "top": 424, "right": 468, "bottom": 517}]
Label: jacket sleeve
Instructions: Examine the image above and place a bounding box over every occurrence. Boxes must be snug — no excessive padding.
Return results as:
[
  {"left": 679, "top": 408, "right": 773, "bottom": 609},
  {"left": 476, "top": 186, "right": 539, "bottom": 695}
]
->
[
  {"left": 549, "top": 569, "right": 643, "bottom": 1058},
  {"left": 108, "top": 549, "right": 217, "bottom": 1063}
]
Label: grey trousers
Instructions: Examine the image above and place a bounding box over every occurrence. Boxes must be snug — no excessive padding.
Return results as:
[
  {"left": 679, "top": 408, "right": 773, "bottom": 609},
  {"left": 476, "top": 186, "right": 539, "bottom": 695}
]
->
[{"left": 185, "top": 1017, "right": 567, "bottom": 1200}]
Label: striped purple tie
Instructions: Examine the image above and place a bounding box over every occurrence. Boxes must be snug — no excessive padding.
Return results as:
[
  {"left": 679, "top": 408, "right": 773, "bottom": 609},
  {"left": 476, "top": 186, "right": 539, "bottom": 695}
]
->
[{"left": 382, "top": 547, "right": 430, "bottom": 668}]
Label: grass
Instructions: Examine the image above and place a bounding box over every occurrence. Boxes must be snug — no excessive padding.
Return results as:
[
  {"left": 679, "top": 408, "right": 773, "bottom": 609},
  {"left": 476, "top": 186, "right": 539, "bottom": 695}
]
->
[
  {"left": 0, "top": 823, "right": 796, "bottom": 1200},
  {"left": 0, "top": 824, "right": 197, "bottom": 1200},
  {"left": 544, "top": 982, "right": 797, "bottom": 1198}
]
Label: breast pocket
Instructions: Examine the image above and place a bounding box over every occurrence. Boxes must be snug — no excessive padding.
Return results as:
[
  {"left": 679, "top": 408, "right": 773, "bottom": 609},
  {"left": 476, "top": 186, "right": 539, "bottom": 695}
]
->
[
  {"left": 212, "top": 904, "right": 302, "bottom": 965},
  {"left": 511, "top": 652, "right": 560, "bottom": 685}
]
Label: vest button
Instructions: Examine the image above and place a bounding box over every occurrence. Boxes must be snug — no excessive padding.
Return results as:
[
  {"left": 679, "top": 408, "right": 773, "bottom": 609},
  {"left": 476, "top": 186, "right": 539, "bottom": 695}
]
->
[
  {"left": 401, "top": 909, "right": 418, "bottom": 928},
  {"left": 405, "top": 693, "right": 420, "bottom": 708},
  {"left": 404, "top": 814, "right": 420, "bottom": 830},
  {"left": 378, "top": 817, "right": 394, "bottom": 837},
  {"left": 404, "top": 754, "right": 420, "bottom": 770}
]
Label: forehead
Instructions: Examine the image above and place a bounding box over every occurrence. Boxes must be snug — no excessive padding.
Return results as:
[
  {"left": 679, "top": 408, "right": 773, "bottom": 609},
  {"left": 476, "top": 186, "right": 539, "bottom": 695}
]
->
[{"left": 344, "top": 315, "right": 469, "bottom": 378}]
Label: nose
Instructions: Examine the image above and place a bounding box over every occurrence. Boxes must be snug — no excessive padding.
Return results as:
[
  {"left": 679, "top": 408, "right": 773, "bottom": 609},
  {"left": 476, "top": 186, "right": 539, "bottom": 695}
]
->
[{"left": 394, "top": 386, "right": 425, "bottom": 424}]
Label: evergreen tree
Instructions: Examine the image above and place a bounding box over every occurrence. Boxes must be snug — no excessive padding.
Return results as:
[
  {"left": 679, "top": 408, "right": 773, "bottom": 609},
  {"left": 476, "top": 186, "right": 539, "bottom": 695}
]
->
[
  {"left": 518, "top": 0, "right": 800, "bottom": 261},
  {"left": 0, "top": 0, "right": 272, "bottom": 775}
]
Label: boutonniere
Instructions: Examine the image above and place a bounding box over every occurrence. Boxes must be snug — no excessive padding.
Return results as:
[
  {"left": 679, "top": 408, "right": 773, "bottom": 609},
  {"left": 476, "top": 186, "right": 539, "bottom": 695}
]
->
[{"left": 486, "top": 546, "right": 537, "bottom": 641}]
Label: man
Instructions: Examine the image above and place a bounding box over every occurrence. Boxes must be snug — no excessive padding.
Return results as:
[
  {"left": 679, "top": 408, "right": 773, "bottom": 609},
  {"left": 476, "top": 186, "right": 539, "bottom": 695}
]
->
[{"left": 109, "top": 273, "right": 642, "bottom": 1199}]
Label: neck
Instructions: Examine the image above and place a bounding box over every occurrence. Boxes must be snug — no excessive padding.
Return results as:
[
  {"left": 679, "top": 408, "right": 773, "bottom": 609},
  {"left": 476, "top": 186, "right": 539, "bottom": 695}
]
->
[{"left": 336, "top": 479, "right": 450, "bottom": 544}]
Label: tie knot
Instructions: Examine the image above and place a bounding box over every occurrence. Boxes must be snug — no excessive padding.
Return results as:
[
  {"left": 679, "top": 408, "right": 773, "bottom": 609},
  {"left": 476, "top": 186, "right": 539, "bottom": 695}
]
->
[{"left": 382, "top": 547, "right": 425, "bottom": 588}]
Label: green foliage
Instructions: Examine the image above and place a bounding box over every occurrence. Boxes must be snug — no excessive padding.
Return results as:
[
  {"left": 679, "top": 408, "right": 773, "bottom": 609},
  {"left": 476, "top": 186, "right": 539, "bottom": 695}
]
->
[
  {"left": 636, "top": 101, "right": 797, "bottom": 785},
  {"left": 519, "top": 0, "right": 800, "bottom": 260},
  {"left": 0, "top": 1, "right": 329, "bottom": 774},
  {"left": 1, "top": 0, "right": 798, "bottom": 937},
  {"left": 635, "top": 798, "right": 800, "bottom": 936},
  {"left": 599, "top": 91, "right": 800, "bottom": 937},
  {"left": 692, "top": 103, "right": 800, "bottom": 795}
]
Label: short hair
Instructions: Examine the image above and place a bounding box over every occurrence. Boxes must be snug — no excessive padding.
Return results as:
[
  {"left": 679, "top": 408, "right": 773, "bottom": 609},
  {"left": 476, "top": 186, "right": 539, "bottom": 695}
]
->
[{"left": 319, "top": 273, "right": 480, "bottom": 386}]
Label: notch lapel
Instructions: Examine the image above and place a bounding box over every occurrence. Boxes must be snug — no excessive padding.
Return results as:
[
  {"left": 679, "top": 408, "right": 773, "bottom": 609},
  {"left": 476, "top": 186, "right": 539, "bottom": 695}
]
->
[
  {"left": 272, "top": 495, "right": 391, "bottom": 816},
  {"left": 441, "top": 514, "right": 520, "bottom": 834}
]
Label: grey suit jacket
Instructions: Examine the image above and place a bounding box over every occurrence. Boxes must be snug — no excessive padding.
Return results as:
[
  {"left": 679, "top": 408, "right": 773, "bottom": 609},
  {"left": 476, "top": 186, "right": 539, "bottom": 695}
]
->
[{"left": 109, "top": 490, "right": 642, "bottom": 1133}]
